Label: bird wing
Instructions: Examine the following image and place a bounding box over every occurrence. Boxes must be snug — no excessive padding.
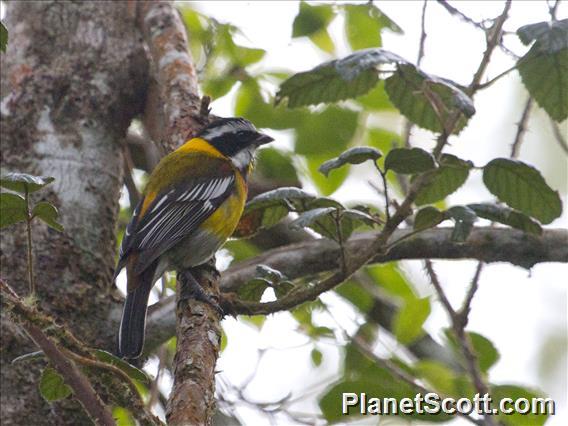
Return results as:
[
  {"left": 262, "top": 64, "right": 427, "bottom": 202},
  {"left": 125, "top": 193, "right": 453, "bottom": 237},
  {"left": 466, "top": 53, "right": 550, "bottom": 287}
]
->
[{"left": 116, "top": 171, "right": 236, "bottom": 278}]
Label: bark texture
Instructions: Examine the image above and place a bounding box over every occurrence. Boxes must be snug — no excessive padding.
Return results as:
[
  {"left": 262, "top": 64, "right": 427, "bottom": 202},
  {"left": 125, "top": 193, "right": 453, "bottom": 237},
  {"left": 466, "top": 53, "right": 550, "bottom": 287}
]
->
[{"left": 1, "top": 2, "right": 147, "bottom": 424}]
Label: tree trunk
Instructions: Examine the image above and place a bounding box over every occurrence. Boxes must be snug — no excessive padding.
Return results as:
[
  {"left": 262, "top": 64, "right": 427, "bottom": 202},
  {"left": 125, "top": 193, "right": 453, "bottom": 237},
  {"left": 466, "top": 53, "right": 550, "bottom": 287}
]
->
[{"left": 1, "top": 2, "right": 148, "bottom": 424}]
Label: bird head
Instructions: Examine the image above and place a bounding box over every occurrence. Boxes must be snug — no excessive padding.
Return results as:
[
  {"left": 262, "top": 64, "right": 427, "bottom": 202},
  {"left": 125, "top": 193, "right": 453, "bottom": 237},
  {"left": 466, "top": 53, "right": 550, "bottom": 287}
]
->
[{"left": 199, "top": 117, "right": 274, "bottom": 173}]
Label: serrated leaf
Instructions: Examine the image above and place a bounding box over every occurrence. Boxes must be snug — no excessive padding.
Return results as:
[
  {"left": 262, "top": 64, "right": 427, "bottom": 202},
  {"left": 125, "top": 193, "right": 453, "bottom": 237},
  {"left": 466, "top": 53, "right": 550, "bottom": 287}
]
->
[
  {"left": 414, "top": 206, "right": 446, "bottom": 231},
  {"left": 319, "top": 147, "right": 382, "bottom": 177},
  {"left": 384, "top": 147, "right": 436, "bottom": 174},
  {"left": 32, "top": 201, "right": 63, "bottom": 232},
  {"left": 311, "top": 348, "right": 323, "bottom": 367},
  {"left": 0, "top": 21, "right": 7, "bottom": 53},
  {"left": 517, "top": 45, "right": 568, "bottom": 122},
  {"left": 483, "top": 158, "right": 562, "bottom": 224},
  {"left": 92, "top": 350, "right": 149, "bottom": 383},
  {"left": 415, "top": 154, "right": 472, "bottom": 205},
  {"left": 393, "top": 297, "right": 431, "bottom": 344},
  {"left": 234, "top": 187, "right": 314, "bottom": 238},
  {"left": 0, "top": 192, "right": 27, "bottom": 228},
  {"left": 468, "top": 203, "right": 542, "bottom": 235},
  {"left": 39, "top": 367, "right": 72, "bottom": 402},
  {"left": 517, "top": 19, "right": 568, "bottom": 53},
  {"left": 276, "top": 48, "right": 406, "bottom": 108},
  {"left": 446, "top": 205, "right": 477, "bottom": 242},
  {"left": 385, "top": 64, "right": 475, "bottom": 134},
  {"left": 289, "top": 207, "right": 337, "bottom": 239},
  {"left": 0, "top": 173, "right": 55, "bottom": 194}
]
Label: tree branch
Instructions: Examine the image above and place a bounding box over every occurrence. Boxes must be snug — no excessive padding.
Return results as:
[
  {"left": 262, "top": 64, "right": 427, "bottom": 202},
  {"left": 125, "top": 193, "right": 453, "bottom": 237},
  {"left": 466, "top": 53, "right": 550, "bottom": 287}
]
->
[
  {"left": 221, "top": 227, "right": 568, "bottom": 293},
  {"left": 137, "top": 2, "right": 219, "bottom": 425}
]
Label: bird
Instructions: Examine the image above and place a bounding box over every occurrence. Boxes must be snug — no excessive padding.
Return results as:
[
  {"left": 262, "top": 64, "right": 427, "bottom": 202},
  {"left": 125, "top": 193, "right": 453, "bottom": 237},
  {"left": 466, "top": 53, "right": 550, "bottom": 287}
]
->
[{"left": 114, "top": 117, "right": 273, "bottom": 358}]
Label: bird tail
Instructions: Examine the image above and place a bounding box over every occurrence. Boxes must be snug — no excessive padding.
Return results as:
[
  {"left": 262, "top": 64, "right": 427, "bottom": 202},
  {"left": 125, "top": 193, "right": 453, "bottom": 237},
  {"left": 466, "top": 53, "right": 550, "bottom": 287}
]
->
[{"left": 117, "top": 260, "right": 158, "bottom": 359}]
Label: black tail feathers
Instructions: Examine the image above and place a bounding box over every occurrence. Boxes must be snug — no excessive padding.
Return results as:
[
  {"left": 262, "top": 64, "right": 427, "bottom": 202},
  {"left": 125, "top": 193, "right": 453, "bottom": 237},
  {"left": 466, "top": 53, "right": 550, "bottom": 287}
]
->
[{"left": 117, "top": 262, "right": 157, "bottom": 359}]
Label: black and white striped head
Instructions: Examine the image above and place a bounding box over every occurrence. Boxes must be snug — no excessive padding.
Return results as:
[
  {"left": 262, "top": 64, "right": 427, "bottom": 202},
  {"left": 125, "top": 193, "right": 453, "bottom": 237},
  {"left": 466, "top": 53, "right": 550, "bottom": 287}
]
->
[{"left": 199, "top": 118, "right": 273, "bottom": 171}]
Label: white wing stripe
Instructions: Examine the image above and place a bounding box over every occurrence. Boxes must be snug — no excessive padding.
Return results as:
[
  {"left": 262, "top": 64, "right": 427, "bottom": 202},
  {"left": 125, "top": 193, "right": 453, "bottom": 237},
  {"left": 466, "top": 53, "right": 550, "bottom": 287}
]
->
[{"left": 150, "top": 194, "right": 168, "bottom": 214}]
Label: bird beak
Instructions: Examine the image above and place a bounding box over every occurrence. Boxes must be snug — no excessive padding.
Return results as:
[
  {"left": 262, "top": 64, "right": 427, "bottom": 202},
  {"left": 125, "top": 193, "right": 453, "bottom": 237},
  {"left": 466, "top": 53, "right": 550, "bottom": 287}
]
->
[{"left": 255, "top": 133, "right": 274, "bottom": 146}]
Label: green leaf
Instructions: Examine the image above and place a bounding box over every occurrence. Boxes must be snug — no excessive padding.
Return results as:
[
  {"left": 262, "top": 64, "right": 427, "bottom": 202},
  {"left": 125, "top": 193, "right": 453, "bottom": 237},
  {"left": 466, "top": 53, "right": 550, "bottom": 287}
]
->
[
  {"left": 445, "top": 329, "right": 499, "bottom": 373},
  {"left": 113, "top": 407, "right": 136, "bottom": 426},
  {"left": 335, "top": 279, "right": 374, "bottom": 314},
  {"left": 357, "top": 81, "right": 395, "bottom": 111},
  {"left": 344, "top": 4, "right": 403, "bottom": 50},
  {"left": 276, "top": 48, "right": 406, "bottom": 108},
  {"left": 307, "top": 155, "right": 349, "bottom": 195},
  {"left": 39, "top": 367, "right": 72, "bottom": 402},
  {"left": 468, "top": 332, "right": 500, "bottom": 373},
  {"left": 292, "top": 2, "right": 334, "bottom": 38},
  {"left": 415, "top": 154, "right": 472, "bottom": 205},
  {"left": 32, "top": 201, "right": 63, "bottom": 232},
  {"left": 0, "top": 21, "right": 7, "bottom": 53},
  {"left": 468, "top": 203, "right": 542, "bottom": 235},
  {"left": 414, "top": 360, "right": 458, "bottom": 396},
  {"left": 311, "top": 348, "right": 323, "bottom": 367},
  {"left": 393, "top": 297, "right": 431, "bottom": 344},
  {"left": 289, "top": 207, "right": 338, "bottom": 240},
  {"left": 92, "top": 350, "right": 150, "bottom": 383},
  {"left": 367, "top": 264, "right": 416, "bottom": 301},
  {"left": 491, "top": 385, "right": 550, "bottom": 426},
  {"left": 295, "top": 107, "right": 358, "bottom": 156},
  {"left": 446, "top": 205, "right": 477, "bottom": 242},
  {"left": 255, "top": 148, "right": 300, "bottom": 187},
  {"left": 0, "top": 173, "right": 55, "bottom": 194},
  {"left": 237, "top": 279, "right": 269, "bottom": 302},
  {"left": 319, "top": 147, "right": 382, "bottom": 177},
  {"left": 344, "top": 4, "right": 382, "bottom": 50},
  {"left": 414, "top": 206, "right": 446, "bottom": 231},
  {"left": 308, "top": 29, "right": 335, "bottom": 54},
  {"left": 483, "top": 158, "right": 562, "bottom": 224},
  {"left": 517, "top": 19, "right": 568, "bottom": 53},
  {"left": 0, "top": 192, "right": 27, "bottom": 228},
  {"left": 385, "top": 64, "right": 475, "bottom": 134},
  {"left": 517, "top": 45, "right": 568, "bottom": 122},
  {"left": 202, "top": 76, "right": 237, "bottom": 100},
  {"left": 384, "top": 147, "right": 436, "bottom": 174}
]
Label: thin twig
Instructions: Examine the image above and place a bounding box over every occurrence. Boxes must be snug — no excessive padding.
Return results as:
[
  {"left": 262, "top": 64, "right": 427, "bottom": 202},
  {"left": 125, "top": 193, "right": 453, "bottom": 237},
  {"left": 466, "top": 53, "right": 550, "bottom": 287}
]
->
[
  {"left": 510, "top": 97, "right": 533, "bottom": 158},
  {"left": 0, "top": 279, "right": 115, "bottom": 426},
  {"left": 457, "top": 262, "right": 485, "bottom": 328},
  {"left": 375, "top": 163, "right": 391, "bottom": 222},
  {"left": 548, "top": 0, "right": 561, "bottom": 20},
  {"left": 474, "top": 63, "right": 517, "bottom": 91},
  {"left": 24, "top": 189, "right": 35, "bottom": 297},
  {"left": 424, "top": 260, "right": 456, "bottom": 317},
  {"left": 436, "top": 0, "right": 518, "bottom": 59}
]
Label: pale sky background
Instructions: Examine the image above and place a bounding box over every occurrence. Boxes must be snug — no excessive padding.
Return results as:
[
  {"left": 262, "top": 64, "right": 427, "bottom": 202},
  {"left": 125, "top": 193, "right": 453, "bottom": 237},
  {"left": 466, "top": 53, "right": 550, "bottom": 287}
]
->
[{"left": 3, "top": 1, "right": 566, "bottom": 425}]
